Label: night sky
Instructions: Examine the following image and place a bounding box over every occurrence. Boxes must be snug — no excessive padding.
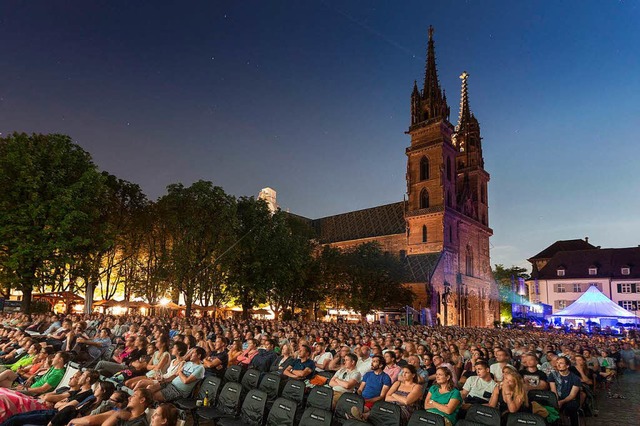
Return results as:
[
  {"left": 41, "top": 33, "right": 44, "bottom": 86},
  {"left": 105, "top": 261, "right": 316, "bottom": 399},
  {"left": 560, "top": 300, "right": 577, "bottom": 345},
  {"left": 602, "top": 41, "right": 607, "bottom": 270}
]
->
[{"left": 1, "top": 1, "right": 639, "bottom": 270}]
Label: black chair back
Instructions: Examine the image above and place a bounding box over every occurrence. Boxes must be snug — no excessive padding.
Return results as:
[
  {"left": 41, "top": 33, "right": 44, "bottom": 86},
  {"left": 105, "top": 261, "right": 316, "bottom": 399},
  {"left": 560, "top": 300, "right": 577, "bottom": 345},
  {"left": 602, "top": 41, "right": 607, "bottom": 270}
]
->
[
  {"left": 307, "top": 386, "right": 334, "bottom": 411},
  {"left": 281, "top": 379, "right": 305, "bottom": 409},
  {"left": 258, "top": 372, "right": 281, "bottom": 401},
  {"left": 505, "top": 413, "right": 547, "bottom": 426},
  {"left": 241, "top": 368, "right": 261, "bottom": 394},
  {"left": 224, "top": 364, "right": 245, "bottom": 383},
  {"left": 407, "top": 410, "right": 446, "bottom": 426},
  {"left": 368, "top": 401, "right": 402, "bottom": 426},
  {"left": 527, "top": 390, "right": 559, "bottom": 409},
  {"left": 238, "top": 389, "right": 268, "bottom": 426},
  {"left": 216, "top": 381, "right": 243, "bottom": 415},
  {"left": 266, "top": 397, "right": 298, "bottom": 426},
  {"left": 333, "top": 393, "right": 364, "bottom": 425},
  {"left": 463, "top": 404, "right": 501, "bottom": 426},
  {"left": 299, "top": 407, "right": 332, "bottom": 426}
]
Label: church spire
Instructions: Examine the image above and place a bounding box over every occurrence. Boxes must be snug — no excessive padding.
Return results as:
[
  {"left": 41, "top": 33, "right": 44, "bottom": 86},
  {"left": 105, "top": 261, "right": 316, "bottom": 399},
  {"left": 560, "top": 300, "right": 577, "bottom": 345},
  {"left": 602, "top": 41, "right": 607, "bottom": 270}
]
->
[
  {"left": 419, "top": 26, "right": 449, "bottom": 124},
  {"left": 455, "top": 71, "right": 471, "bottom": 133}
]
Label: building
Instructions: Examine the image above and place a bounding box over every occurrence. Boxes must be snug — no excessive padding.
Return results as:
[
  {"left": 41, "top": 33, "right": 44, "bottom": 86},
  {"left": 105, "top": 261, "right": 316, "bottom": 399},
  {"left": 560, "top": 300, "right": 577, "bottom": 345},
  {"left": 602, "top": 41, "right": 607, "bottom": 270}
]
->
[
  {"left": 291, "top": 27, "right": 498, "bottom": 327},
  {"left": 527, "top": 238, "right": 640, "bottom": 315}
]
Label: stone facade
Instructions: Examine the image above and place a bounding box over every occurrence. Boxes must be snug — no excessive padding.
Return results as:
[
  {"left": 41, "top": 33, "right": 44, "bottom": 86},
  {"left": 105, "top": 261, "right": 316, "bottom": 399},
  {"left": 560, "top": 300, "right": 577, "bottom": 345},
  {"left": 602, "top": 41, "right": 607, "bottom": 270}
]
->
[{"left": 299, "top": 27, "right": 498, "bottom": 326}]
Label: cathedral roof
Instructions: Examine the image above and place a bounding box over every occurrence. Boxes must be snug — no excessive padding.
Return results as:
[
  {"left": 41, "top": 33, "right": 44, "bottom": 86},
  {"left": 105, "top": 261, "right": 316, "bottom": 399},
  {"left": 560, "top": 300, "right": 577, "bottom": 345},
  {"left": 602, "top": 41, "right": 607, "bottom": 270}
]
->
[
  {"left": 405, "top": 252, "right": 442, "bottom": 282},
  {"left": 311, "top": 201, "right": 406, "bottom": 244},
  {"left": 537, "top": 247, "right": 640, "bottom": 279}
]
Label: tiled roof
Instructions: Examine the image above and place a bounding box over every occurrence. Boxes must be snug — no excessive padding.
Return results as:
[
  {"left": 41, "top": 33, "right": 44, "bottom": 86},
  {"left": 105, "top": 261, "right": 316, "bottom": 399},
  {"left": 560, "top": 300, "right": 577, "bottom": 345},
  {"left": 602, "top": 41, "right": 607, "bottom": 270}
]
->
[
  {"left": 405, "top": 253, "right": 442, "bottom": 282},
  {"left": 311, "top": 201, "right": 406, "bottom": 244},
  {"left": 538, "top": 247, "right": 640, "bottom": 279},
  {"left": 528, "top": 239, "right": 596, "bottom": 261}
]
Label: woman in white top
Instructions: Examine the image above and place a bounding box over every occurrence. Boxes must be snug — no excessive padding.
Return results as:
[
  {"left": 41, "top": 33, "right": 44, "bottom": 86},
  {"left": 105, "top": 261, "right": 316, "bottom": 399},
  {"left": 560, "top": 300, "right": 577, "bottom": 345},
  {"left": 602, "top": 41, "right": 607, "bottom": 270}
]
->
[{"left": 133, "top": 341, "right": 187, "bottom": 392}]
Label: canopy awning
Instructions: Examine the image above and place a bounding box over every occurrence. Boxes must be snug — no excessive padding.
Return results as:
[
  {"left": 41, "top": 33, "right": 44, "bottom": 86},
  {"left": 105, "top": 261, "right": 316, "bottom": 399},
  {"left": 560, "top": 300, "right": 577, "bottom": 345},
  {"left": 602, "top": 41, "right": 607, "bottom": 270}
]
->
[
  {"left": 551, "top": 286, "right": 638, "bottom": 319},
  {"left": 33, "top": 292, "right": 84, "bottom": 304}
]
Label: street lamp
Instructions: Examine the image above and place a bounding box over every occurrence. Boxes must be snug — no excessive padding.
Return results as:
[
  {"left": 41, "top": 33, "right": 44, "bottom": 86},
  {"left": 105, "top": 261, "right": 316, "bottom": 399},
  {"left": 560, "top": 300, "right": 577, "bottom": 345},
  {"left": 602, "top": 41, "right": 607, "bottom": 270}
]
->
[{"left": 442, "top": 281, "right": 452, "bottom": 326}]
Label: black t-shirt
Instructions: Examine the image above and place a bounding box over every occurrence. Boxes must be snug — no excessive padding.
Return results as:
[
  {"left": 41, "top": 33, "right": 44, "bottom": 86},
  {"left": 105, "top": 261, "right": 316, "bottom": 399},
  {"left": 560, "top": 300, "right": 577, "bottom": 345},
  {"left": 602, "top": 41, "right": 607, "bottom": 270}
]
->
[
  {"left": 205, "top": 350, "right": 229, "bottom": 378},
  {"left": 519, "top": 368, "right": 547, "bottom": 388},
  {"left": 117, "top": 413, "right": 149, "bottom": 426},
  {"left": 549, "top": 371, "right": 581, "bottom": 399},
  {"left": 71, "top": 389, "right": 94, "bottom": 403}
]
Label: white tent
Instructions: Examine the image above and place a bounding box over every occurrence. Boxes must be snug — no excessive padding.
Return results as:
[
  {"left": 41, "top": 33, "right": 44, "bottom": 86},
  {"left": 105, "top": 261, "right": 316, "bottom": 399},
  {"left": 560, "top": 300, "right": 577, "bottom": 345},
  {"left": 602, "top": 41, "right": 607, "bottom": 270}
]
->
[{"left": 551, "top": 285, "right": 637, "bottom": 320}]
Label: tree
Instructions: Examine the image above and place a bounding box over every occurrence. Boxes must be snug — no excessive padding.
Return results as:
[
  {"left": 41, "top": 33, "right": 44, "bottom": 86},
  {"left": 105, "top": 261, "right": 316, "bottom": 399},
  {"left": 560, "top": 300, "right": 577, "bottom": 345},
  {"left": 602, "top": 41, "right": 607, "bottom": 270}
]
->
[
  {"left": 156, "top": 181, "right": 236, "bottom": 316},
  {"left": 321, "top": 242, "right": 414, "bottom": 320},
  {"left": 226, "top": 197, "right": 273, "bottom": 320},
  {"left": 0, "top": 133, "right": 108, "bottom": 312},
  {"left": 492, "top": 264, "right": 531, "bottom": 322}
]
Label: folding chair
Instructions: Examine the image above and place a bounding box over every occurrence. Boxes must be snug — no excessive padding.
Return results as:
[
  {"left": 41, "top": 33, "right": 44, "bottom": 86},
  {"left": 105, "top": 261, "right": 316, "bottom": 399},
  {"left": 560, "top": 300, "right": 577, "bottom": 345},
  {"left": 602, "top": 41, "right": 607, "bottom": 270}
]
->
[
  {"left": 307, "top": 386, "right": 334, "bottom": 412},
  {"left": 280, "top": 379, "right": 305, "bottom": 411},
  {"left": 505, "top": 413, "right": 547, "bottom": 426},
  {"left": 196, "top": 381, "right": 242, "bottom": 422},
  {"left": 407, "top": 410, "right": 446, "bottom": 426},
  {"left": 458, "top": 404, "right": 501, "bottom": 426},
  {"left": 55, "top": 364, "right": 80, "bottom": 391},
  {"left": 299, "top": 407, "right": 333, "bottom": 426},
  {"left": 224, "top": 364, "right": 245, "bottom": 384},
  {"left": 265, "top": 397, "right": 298, "bottom": 426},
  {"left": 218, "top": 389, "right": 268, "bottom": 426},
  {"left": 258, "top": 372, "right": 281, "bottom": 402},
  {"left": 175, "top": 376, "right": 221, "bottom": 426},
  {"left": 368, "top": 400, "right": 402, "bottom": 426},
  {"left": 241, "top": 368, "right": 261, "bottom": 396},
  {"left": 333, "top": 393, "right": 365, "bottom": 425}
]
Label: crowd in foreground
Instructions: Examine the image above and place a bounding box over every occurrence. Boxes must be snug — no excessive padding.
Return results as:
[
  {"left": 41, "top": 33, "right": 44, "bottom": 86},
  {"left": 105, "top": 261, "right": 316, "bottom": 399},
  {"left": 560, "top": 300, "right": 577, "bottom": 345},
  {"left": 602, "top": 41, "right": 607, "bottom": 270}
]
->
[{"left": 0, "top": 312, "right": 637, "bottom": 426}]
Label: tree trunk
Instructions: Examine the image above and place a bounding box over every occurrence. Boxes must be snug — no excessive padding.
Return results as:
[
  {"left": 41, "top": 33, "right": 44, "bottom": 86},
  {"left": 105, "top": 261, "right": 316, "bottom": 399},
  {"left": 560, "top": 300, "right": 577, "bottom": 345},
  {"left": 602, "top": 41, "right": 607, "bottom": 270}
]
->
[{"left": 21, "top": 286, "right": 33, "bottom": 314}]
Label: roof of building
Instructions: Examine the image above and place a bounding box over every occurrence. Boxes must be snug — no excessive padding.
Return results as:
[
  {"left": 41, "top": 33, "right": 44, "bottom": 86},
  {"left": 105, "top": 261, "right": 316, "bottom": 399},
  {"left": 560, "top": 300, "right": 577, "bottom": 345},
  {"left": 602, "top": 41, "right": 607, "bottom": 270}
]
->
[
  {"left": 528, "top": 239, "right": 597, "bottom": 261},
  {"left": 311, "top": 201, "right": 406, "bottom": 244},
  {"left": 405, "top": 253, "right": 442, "bottom": 282},
  {"left": 537, "top": 246, "right": 640, "bottom": 279}
]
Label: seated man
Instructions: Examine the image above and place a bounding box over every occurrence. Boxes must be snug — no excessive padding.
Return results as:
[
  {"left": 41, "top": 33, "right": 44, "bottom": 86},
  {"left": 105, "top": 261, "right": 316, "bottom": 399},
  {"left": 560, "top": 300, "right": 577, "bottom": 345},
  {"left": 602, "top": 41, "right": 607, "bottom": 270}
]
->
[
  {"left": 549, "top": 356, "right": 581, "bottom": 426},
  {"left": 103, "top": 388, "right": 152, "bottom": 426},
  {"left": 519, "top": 353, "right": 549, "bottom": 391},
  {"left": 283, "top": 344, "right": 315, "bottom": 382},
  {"left": 250, "top": 338, "right": 277, "bottom": 373},
  {"left": 356, "top": 355, "right": 392, "bottom": 414},
  {"left": 71, "top": 328, "right": 112, "bottom": 365},
  {"left": 154, "top": 347, "right": 205, "bottom": 402},
  {"left": 460, "top": 361, "right": 496, "bottom": 408},
  {"left": 328, "top": 353, "right": 361, "bottom": 409},
  {"left": 204, "top": 336, "right": 229, "bottom": 378}
]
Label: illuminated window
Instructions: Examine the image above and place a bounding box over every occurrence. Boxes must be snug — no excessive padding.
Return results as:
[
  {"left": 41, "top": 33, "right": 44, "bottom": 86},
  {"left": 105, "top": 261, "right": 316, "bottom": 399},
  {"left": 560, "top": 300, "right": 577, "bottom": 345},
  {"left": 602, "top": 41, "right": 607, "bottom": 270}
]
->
[
  {"left": 622, "top": 267, "right": 630, "bottom": 275},
  {"left": 618, "top": 301, "right": 637, "bottom": 311},
  {"left": 588, "top": 267, "right": 597, "bottom": 276},
  {"left": 554, "top": 283, "right": 566, "bottom": 293},
  {"left": 557, "top": 269, "right": 565, "bottom": 277}
]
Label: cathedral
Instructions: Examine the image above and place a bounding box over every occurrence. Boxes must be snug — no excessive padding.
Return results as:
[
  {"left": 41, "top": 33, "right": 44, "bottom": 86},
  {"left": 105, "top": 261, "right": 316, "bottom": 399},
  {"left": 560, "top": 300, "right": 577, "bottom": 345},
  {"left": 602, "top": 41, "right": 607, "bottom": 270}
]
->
[{"left": 295, "top": 27, "right": 498, "bottom": 327}]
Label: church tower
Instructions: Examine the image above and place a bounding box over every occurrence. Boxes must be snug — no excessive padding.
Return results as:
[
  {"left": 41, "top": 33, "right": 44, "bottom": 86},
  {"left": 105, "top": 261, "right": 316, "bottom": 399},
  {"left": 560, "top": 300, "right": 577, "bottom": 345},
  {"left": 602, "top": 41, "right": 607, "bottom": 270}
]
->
[
  {"left": 405, "top": 26, "right": 457, "bottom": 256},
  {"left": 405, "top": 27, "right": 496, "bottom": 327}
]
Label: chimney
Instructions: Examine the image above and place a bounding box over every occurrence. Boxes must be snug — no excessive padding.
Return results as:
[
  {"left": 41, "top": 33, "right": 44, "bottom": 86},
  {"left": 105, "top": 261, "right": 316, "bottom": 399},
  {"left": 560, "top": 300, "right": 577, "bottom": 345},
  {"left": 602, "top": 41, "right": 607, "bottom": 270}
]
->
[{"left": 585, "top": 237, "right": 589, "bottom": 243}]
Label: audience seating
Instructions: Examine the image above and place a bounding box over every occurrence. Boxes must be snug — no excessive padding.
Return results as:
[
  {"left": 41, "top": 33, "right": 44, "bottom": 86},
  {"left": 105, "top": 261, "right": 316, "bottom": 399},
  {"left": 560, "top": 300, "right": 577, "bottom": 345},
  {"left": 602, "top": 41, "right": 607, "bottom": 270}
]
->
[
  {"left": 257, "top": 372, "right": 281, "bottom": 402},
  {"left": 55, "top": 362, "right": 81, "bottom": 391},
  {"left": 240, "top": 368, "right": 261, "bottom": 396},
  {"left": 265, "top": 396, "right": 298, "bottom": 426},
  {"left": 505, "top": 412, "right": 547, "bottom": 426},
  {"left": 196, "top": 381, "right": 242, "bottom": 422},
  {"left": 407, "top": 410, "right": 446, "bottom": 426},
  {"left": 175, "top": 376, "right": 220, "bottom": 426},
  {"left": 299, "top": 407, "right": 333, "bottom": 426},
  {"left": 217, "top": 388, "right": 268, "bottom": 426},
  {"left": 457, "top": 404, "right": 501, "bottom": 426},
  {"left": 307, "top": 385, "right": 334, "bottom": 412},
  {"left": 367, "top": 400, "right": 402, "bottom": 426},
  {"left": 333, "top": 392, "right": 365, "bottom": 425},
  {"left": 224, "top": 365, "right": 245, "bottom": 383}
]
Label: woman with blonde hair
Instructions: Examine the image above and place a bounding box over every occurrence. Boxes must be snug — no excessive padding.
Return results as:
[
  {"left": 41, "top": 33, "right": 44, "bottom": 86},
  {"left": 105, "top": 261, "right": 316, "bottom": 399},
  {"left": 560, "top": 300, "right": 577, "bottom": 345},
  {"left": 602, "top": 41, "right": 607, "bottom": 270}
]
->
[
  {"left": 425, "top": 366, "right": 462, "bottom": 425},
  {"left": 488, "top": 365, "right": 529, "bottom": 416}
]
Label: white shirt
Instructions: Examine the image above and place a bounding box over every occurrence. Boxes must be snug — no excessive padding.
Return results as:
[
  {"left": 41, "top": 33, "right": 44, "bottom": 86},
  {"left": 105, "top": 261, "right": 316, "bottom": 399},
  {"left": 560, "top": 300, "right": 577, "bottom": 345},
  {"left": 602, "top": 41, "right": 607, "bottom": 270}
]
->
[
  {"left": 356, "top": 357, "right": 372, "bottom": 376},
  {"left": 314, "top": 351, "right": 333, "bottom": 372}
]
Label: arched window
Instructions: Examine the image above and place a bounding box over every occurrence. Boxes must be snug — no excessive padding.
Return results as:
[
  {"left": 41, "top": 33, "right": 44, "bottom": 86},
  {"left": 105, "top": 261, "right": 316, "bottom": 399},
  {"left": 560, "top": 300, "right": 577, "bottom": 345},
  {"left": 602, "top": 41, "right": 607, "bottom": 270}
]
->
[
  {"left": 422, "top": 225, "right": 428, "bottom": 243},
  {"left": 419, "top": 156, "right": 429, "bottom": 181},
  {"left": 420, "top": 189, "right": 429, "bottom": 209},
  {"left": 466, "top": 245, "right": 474, "bottom": 276},
  {"left": 446, "top": 157, "right": 452, "bottom": 181}
]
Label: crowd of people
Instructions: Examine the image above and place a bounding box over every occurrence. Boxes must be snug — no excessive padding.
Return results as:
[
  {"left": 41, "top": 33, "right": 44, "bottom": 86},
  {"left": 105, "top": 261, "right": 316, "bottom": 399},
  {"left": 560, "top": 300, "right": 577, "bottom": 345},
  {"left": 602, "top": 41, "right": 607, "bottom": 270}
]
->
[{"left": 0, "top": 311, "right": 637, "bottom": 426}]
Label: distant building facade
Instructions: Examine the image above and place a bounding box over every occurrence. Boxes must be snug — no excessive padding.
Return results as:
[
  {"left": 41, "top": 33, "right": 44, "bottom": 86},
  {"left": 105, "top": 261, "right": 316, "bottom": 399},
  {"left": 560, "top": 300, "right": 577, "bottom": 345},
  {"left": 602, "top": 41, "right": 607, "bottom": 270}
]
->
[
  {"left": 289, "top": 28, "right": 498, "bottom": 327},
  {"left": 527, "top": 238, "right": 640, "bottom": 314}
]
